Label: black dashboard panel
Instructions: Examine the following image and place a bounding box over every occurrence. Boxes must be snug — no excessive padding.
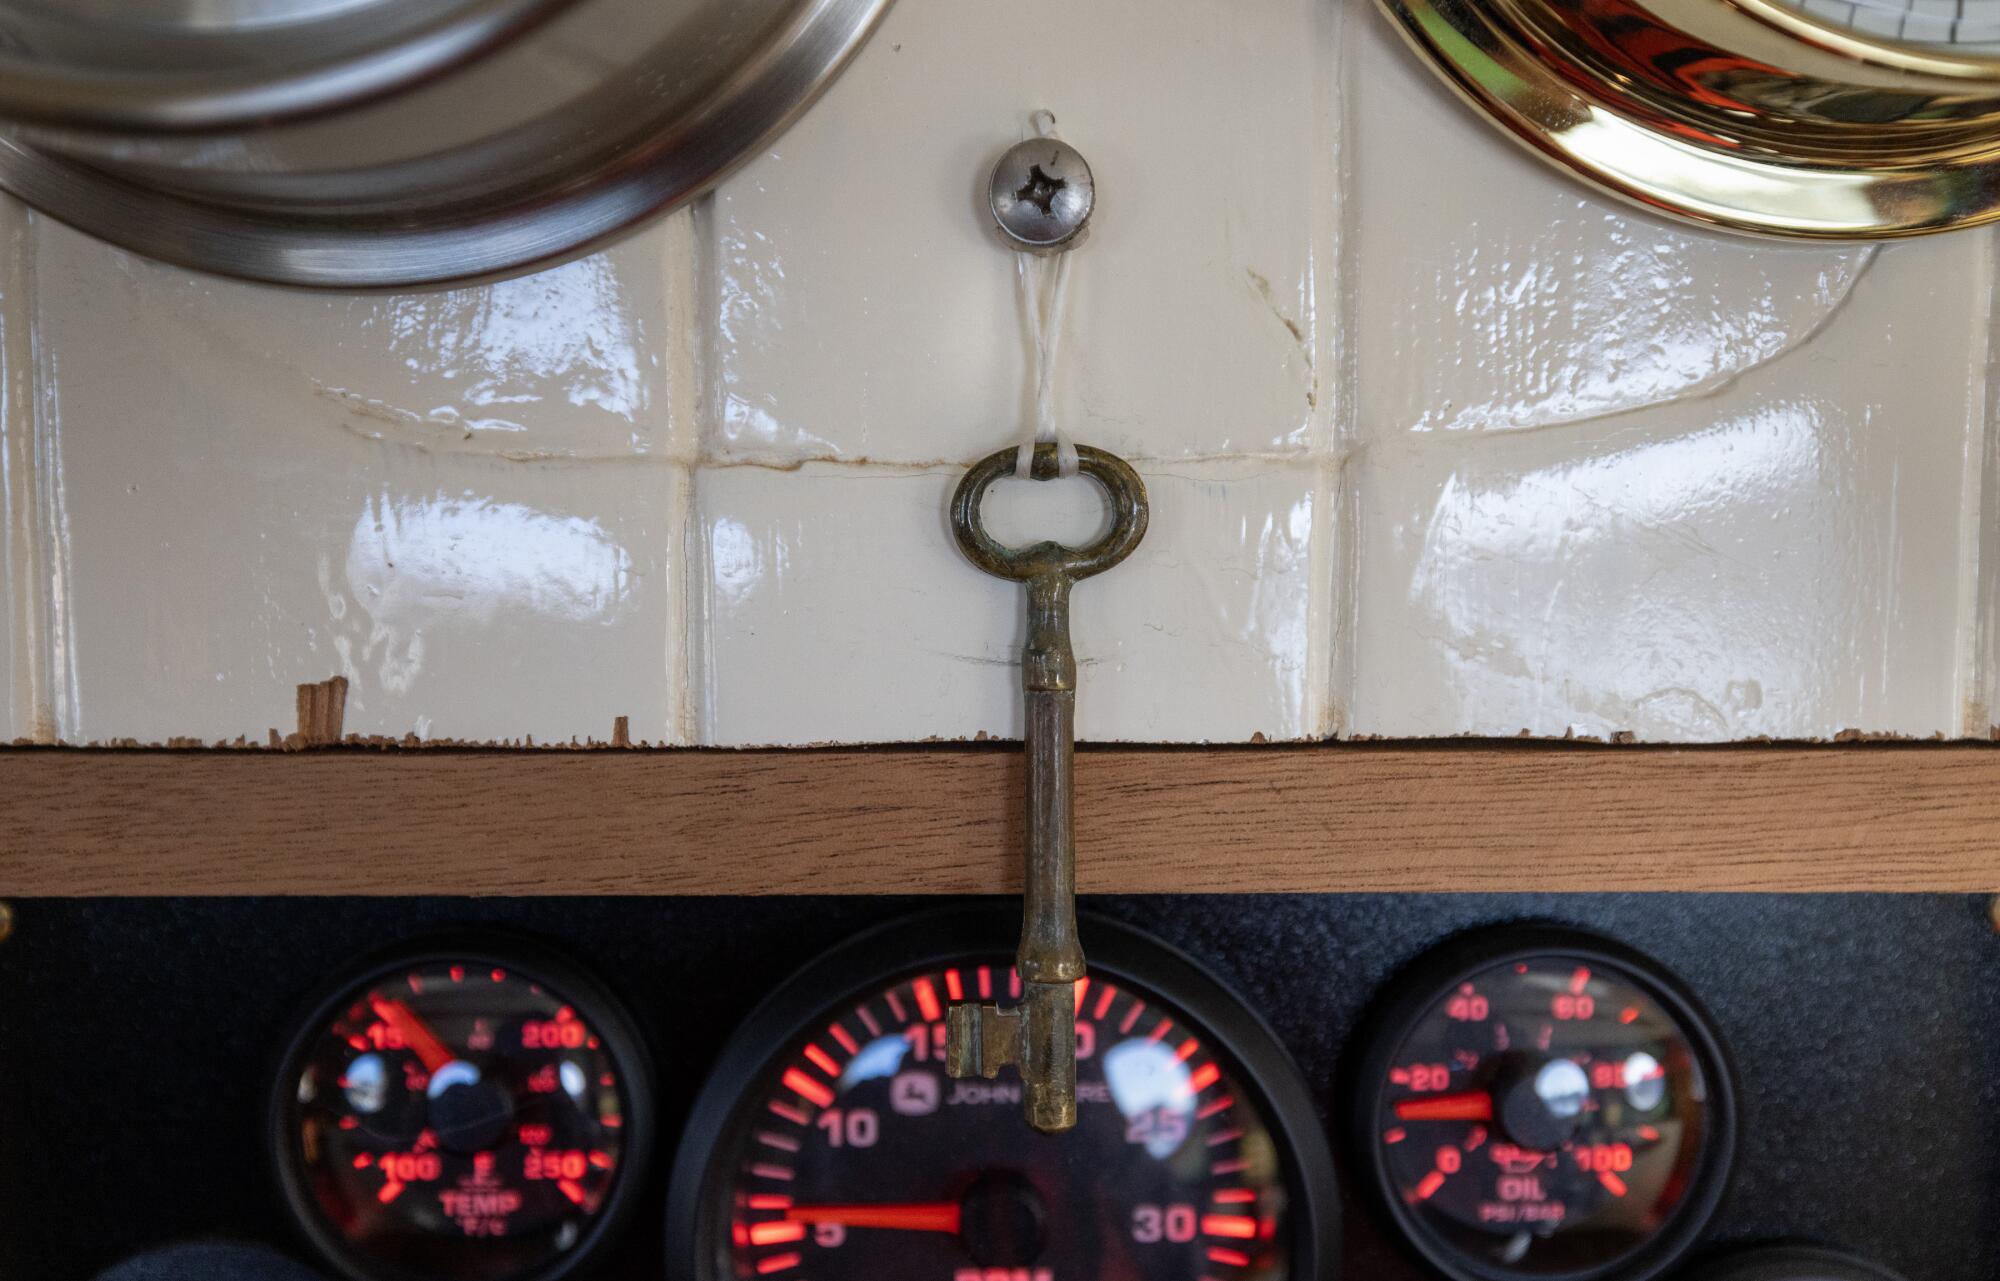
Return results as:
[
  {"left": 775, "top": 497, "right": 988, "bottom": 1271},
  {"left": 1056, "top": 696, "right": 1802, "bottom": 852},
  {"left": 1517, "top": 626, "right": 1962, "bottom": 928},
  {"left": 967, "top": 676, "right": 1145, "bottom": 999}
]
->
[{"left": 0, "top": 894, "right": 1992, "bottom": 1281}]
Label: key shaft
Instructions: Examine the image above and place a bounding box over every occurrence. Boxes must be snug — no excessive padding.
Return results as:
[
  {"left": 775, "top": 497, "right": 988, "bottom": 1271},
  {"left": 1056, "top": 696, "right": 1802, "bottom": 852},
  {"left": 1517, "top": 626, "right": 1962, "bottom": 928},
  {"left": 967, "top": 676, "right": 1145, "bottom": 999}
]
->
[{"left": 943, "top": 442, "right": 1147, "bottom": 1134}]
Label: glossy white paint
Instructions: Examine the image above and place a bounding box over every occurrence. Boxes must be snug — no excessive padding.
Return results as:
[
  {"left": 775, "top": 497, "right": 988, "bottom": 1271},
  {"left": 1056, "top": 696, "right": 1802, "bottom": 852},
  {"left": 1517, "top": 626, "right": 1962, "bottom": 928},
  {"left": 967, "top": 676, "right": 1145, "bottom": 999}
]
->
[
  {"left": 12, "top": 214, "right": 694, "bottom": 746},
  {"left": 708, "top": 0, "right": 1337, "bottom": 466},
  {"left": 1349, "top": 12, "right": 1885, "bottom": 441},
  {"left": 695, "top": 460, "right": 1328, "bottom": 746},
  {"left": 1345, "top": 14, "right": 1994, "bottom": 741},
  {"left": 2, "top": 3, "right": 1996, "bottom": 746}
]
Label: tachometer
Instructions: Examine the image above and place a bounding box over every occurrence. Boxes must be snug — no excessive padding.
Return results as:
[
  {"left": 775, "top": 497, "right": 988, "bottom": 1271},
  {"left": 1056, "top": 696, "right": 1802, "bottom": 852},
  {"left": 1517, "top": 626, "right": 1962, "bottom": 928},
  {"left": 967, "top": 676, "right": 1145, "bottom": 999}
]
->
[
  {"left": 666, "top": 911, "right": 1339, "bottom": 1280},
  {"left": 1352, "top": 927, "right": 1734, "bottom": 1281},
  {"left": 272, "top": 941, "right": 653, "bottom": 1281}
]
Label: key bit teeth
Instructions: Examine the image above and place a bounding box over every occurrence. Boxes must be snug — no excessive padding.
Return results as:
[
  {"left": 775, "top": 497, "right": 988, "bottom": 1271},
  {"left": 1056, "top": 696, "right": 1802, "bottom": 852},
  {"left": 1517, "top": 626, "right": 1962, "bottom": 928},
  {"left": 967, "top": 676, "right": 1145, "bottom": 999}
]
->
[
  {"left": 946, "top": 1003, "right": 1021, "bottom": 1078},
  {"left": 948, "top": 989, "right": 1078, "bottom": 1133}
]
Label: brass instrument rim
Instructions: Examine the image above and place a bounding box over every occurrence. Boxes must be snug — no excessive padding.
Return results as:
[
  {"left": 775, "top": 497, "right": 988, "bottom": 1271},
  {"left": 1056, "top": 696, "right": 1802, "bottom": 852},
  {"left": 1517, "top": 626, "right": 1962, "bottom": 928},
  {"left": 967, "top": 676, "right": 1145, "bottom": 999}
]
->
[{"left": 1380, "top": 0, "right": 2000, "bottom": 239}]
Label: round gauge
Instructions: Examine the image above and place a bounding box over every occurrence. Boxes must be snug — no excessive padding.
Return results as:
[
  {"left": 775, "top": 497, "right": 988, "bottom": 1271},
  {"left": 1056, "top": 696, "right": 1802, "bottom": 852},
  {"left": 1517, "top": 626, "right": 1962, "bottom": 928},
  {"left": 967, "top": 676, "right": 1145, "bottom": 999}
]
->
[
  {"left": 1680, "top": 1245, "right": 1910, "bottom": 1281},
  {"left": 666, "top": 911, "right": 1339, "bottom": 1281},
  {"left": 272, "top": 941, "right": 654, "bottom": 1281},
  {"left": 1352, "top": 928, "right": 1735, "bottom": 1281},
  {"left": 1771, "top": 0, "right": 2000, "bottom": 48}
]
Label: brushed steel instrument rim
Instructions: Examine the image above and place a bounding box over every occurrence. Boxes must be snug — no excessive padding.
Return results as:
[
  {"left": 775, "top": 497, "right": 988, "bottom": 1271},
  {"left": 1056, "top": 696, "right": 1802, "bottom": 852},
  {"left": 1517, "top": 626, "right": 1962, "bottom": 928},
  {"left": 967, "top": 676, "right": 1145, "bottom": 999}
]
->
[
  {"left": 0, "top": 0, "right": 894, "bottom": 287},
  {"left": 0, "top": 0, "right": 572, "bottom": 133}
]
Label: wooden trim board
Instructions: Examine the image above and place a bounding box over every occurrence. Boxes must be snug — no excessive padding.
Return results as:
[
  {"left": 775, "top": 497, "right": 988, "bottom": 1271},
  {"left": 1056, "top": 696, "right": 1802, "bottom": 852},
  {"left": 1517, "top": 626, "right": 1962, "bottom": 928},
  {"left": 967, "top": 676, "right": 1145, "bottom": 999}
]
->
[{"left": 2, "top": 742, "right": 1996, "bottom": 895}]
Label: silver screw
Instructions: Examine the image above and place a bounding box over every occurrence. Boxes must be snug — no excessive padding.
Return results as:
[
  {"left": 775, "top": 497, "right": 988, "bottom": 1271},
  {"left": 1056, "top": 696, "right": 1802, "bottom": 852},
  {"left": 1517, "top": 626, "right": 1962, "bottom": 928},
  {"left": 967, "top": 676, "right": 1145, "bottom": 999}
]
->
[{"left": 990, "top": 136, "right": 1094, "bottom": 253}]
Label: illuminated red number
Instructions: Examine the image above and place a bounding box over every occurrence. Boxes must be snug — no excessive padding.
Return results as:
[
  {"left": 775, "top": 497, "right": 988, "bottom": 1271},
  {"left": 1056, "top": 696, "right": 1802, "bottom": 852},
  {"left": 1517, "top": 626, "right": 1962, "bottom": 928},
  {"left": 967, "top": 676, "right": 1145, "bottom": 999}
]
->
[
  {"left": 522, "top": 1020, "right": 588, "bottom": 1049},
  {"left": 524, "top": 1149, "right": 590, "bottom": 1180},
  {"left": 814, "top": 1108, "right": 879, "bottom": 1149},
  {"left": 1445, "top": 988, "right": 1489, "bottom": 1021},
  {"left": 380, "top": 1153, "right": 441, "bottom": 1182},
  {"left": 812, "top": 1223, "right": 846, "bottom": 1248},
  {"left": 1407, "top": 1064, "right": 1451, "bottom": 1092},
  {"left": 1437, "top": 1147, "right": 1462, "bottom": 1173},
  {"left": 1075, "top": 1022, "right": 1096, "bottom": 1060},
  {"left": 365, "top": 1022, "right": 406, "bottom": 1051},
  {"left": 1591, "top": 1062, "right": 1623, "bottom": 1089},
  {"left": 1576, "top": 1143, "right": 1633, "bottom": 1173},
  {"left": 1131, "top": 1203, "right": 1197, "bottom": 1243},
  {"left": 1552, "top": 994, "right": 1596, "bottom": 1020}
]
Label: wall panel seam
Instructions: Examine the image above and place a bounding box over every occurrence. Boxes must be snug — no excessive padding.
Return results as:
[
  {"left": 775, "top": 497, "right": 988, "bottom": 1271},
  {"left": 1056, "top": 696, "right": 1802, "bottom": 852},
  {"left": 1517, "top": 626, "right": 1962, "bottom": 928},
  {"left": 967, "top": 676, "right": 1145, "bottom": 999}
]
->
[
  {"left": 1322, "top": 0, "right": 1361, "bottom": 740},
  {"left": 1968, "top": 225, "right": 2000, "bottom": 738},
  {"left": 0, "top": 199, "right": 74, "bottom": 744}
]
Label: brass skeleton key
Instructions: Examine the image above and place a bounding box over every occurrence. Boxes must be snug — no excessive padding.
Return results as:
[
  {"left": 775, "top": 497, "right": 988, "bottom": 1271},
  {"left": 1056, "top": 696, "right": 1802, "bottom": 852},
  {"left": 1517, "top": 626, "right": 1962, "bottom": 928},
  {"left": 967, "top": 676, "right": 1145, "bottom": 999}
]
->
[{"left": 944, "top": 442, "right": 1148, "bottom": 1133}]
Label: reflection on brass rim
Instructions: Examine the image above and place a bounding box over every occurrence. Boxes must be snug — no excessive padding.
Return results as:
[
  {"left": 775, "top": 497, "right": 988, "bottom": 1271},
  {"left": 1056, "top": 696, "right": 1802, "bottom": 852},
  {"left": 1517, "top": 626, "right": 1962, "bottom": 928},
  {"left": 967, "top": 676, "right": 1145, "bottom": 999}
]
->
[{"left": 1379, "top": 0, "right": 2000, "bottom": 238}]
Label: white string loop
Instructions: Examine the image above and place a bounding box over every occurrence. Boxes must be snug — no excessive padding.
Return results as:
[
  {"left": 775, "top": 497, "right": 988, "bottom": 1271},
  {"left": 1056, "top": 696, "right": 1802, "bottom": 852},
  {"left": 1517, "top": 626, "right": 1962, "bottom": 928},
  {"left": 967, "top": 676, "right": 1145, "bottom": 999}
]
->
[{"left": 1012, "top": 109, "right": 1080, "bottom": 481}]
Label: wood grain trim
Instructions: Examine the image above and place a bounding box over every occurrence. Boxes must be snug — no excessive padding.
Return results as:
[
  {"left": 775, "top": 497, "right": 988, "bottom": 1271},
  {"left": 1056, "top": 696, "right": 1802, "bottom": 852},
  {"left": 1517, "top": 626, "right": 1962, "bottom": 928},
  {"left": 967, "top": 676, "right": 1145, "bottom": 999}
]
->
[{"left": 1, "top": 744, "right": 1996, "bottom": 895}]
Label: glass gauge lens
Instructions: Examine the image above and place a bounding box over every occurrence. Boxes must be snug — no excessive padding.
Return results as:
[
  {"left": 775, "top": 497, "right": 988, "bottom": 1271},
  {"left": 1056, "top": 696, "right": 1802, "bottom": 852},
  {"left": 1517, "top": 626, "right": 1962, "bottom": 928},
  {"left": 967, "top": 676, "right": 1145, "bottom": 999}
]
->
[
  {"left": 668, "top": 914, "right": 1338, "bottom": 1281},
  {"left": 273, "top": 945, "right": 652, "bottom": 1281},
  {"left": 1357, "top": 929, "right": 1734, "bottom": 1281},
  {"left": 1771, "top": 0, "right": 2000, "bottom": 49},
  {"left": 1683, "top": 1246, "right": 1910, "bottom": 1281}
]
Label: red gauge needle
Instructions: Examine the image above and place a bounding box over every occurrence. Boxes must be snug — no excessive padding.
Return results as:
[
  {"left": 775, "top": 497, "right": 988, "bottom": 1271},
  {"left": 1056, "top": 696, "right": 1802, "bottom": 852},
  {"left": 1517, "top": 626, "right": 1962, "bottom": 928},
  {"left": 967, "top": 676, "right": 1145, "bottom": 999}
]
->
[
  {"left": 1395, "top": 1091, "right": 1494, "bottom": 1122},
  {"left": 783, "top": 1203, "right": 963, "bottom": 1234},
  {"left": 370, "top": 997, "right": 454, "bottom": 1073}
]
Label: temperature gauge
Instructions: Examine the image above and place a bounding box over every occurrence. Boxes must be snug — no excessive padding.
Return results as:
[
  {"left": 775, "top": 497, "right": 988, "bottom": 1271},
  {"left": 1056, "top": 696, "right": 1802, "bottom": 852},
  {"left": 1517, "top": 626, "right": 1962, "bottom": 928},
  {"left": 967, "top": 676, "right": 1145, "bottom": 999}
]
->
[
  {"left": 272, "top": 942, "right": 653, "bottom": 1281},
  {"left": 1353, "top": 927, "right": 1735, "bottom": 1281}
]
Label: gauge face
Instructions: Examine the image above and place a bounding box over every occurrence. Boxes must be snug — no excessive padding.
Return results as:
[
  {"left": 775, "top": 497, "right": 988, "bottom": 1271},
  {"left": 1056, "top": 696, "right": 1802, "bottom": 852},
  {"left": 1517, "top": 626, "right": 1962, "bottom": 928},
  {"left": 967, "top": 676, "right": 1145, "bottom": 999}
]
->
[
  {"left": 274, "top": 945, "right": 652, "bottom": 1281},
  {"left": 1772, "top": 0, "right": 2000, "bottom": 49},
  {"left": 1684, "top": 1245, "right": 1911, "bottom": 1281},
  {"left": 1356, "top": 929, "right": 1734, "bottom": 1281},
  {"left": 667, "top": 913, "right": 1337, "bottom": 1281}
]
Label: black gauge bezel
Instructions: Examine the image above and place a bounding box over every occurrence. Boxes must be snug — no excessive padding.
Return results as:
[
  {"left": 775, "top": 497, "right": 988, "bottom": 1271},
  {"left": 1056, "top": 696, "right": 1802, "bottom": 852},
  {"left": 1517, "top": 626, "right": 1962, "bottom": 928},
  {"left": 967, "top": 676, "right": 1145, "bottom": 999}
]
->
[
  {"left": 1680, "top": 1244, "right": 1910, "bottom": 1281},
  {"left": 663, "top": 907, "right": 1341, "bottom": 1281},
  {"left": 268, "top": 934, "right": 657, "bottom": 1281},
  {"left": 1347, "top": 925, "right": 1738, "bottom": 1281}
]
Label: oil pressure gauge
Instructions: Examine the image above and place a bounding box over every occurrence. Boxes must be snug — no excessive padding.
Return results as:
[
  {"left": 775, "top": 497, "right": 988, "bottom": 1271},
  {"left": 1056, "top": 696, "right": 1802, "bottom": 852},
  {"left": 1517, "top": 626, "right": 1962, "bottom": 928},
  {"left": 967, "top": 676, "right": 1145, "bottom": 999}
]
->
[
  {"left": 1353, "top": 927, "right": 1736, "bottom": 1281},
  {"left": 272, "top": 941, "right": 653, "bottom": 1281}
]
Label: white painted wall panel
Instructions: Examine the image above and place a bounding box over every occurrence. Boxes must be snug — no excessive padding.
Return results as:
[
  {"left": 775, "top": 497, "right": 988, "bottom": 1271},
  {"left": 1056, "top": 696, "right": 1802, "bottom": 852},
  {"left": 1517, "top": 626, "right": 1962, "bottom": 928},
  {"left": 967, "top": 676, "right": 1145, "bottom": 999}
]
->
[
  {"left": 1351, "top": 16, "right": 1878, "bottom": 439},
  {"left": 707, "top": 0, "right": 1335, "bottom": 466},
  {"left": 1, "top": 202, "right": 62, "bottom": 745},
  {"left": 0, "top": 263, "right": 18, "bottom": 740},
  {"left": 695, "top": 459, "right": 1326, "bottom": 745},
  {"left": 0, "top": 512, "right": 14, "bottom": 740},
  {"left": 1344, "top": 14, "right": 1992, "bottom": 741},
  {"left": 29, "top": 217, "right": 692, "bottom": 745},
  {"left": 1, "top": 5, "right": 1994, "bottom": 746}
]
